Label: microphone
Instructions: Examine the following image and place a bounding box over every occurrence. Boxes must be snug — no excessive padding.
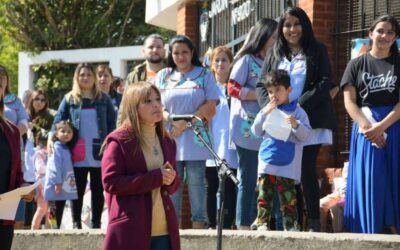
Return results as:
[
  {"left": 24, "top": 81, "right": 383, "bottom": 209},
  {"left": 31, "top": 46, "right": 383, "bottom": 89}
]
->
[{"left": 169, "top": 114, "right": 197, "bottom": 122}]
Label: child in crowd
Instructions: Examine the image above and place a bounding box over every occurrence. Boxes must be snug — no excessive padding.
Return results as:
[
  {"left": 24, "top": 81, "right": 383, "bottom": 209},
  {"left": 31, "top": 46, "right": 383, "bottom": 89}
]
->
[
  {"left": 31, "top": 130, "right": 49, "bottom": 229},
  {"left": 320, "top": 162, "right": 348, "bottom": 232},
  {"left": 251, "top": 69, "right": 311, "bottom": 231},
  {"left": 44, "top": 120, "right": 78, "bottom": 229},
  {"left": 112, "top": 76, "right": 125, "bottom": 95}
]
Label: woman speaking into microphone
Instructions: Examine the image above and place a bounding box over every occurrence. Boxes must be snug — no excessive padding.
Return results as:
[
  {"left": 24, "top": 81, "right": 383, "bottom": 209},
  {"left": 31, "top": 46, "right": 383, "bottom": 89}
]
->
[{"left": 102, "top": 82, "right": 180, "bottom": 250}]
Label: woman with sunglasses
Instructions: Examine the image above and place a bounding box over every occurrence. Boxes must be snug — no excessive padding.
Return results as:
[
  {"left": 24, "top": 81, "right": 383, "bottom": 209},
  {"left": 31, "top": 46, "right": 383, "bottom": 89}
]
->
[
  {"left": 22, "top": 90, "right": 54, "bottom": 227},
  {"left": 26, "top": 90, "right": 54, "bottom": 145},
  {"left": 24, "top": 90, "right": 54, "bottom": 228}
]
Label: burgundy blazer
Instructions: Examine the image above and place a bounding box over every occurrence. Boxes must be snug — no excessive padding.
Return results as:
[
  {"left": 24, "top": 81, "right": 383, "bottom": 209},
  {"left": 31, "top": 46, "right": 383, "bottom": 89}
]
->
[
  {"left": 102, "top": 126, "right": 180, "bottom": 250},
  {"left": 1, "top": 119, "right": 23, "bottom": 226}
]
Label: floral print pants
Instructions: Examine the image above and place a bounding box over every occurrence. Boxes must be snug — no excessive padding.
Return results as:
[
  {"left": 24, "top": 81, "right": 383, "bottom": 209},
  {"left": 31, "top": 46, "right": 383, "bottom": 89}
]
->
[{"left": 257, "top": 174, "right": 297, "bottom": 230}]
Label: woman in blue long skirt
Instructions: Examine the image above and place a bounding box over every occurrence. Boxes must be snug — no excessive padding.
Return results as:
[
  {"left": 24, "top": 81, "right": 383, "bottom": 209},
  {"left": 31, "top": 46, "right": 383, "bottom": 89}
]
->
[{"left": 341, "top": 14, "right": 400, "bottom": 234}]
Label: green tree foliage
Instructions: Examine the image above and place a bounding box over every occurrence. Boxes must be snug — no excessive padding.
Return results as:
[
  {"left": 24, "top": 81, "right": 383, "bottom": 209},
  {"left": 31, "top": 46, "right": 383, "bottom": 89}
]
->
[
  {"left": 0, "top": 4, "right": 19, "bottom": 94},
  {"left": 0, "top": 0, "right": 174, "bottom": 107},
  {"left": 1, "top": 0, "right": 173, "bottom": 52},
  {"left": 32, "top": 60, "right": 75, "bottom": 108},
  {"left": 0, "top": 32, "right": 19, "bottom": 94}
]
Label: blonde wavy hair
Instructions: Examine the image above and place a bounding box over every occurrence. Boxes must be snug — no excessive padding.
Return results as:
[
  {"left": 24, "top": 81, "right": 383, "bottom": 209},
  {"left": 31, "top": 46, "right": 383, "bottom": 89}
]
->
[
  {"left": 67, "top": 63, "right": 102, "bottom": 104},
  {"left": 119, "top": 81, "right": 168, "bottom": 148}
]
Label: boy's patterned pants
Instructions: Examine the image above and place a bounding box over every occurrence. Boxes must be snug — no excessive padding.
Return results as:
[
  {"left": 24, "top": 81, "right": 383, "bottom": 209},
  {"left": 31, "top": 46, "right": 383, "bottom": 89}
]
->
[{"left": 257, "top": 174, "right": 297, "bottom": 230}]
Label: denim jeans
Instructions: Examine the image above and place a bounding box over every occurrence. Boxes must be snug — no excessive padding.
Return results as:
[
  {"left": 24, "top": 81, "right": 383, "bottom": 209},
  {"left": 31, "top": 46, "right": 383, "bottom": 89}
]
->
[
  {"left": 15, "top": 200, "right": 26, "bottom": 221},
  {"left": 151, "top": 235, "right": 171, "bottom": 250},
  {"left": 235, "top": 145, "right": 258, "bottom": 226},
  {"left": 172, "top": 160, "right": 207, "bottom": 223},
  {"left": 272, "top": 191, "right": 283, "bottom": 230}
]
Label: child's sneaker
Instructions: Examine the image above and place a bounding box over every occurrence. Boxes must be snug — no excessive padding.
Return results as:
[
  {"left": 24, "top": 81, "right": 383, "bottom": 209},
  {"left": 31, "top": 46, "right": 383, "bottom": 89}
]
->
[
  {"left": 48, "top": 202, "right": 58, "bottom": 229},
  {"left": 250, "top": 218, "right": 260, "bottom": 230},
  {"left": 257, "top": 223, "right": 270, "bottom": 231},
  {"left": 285, "top": 222, "right": 300, "bottom": 232}
]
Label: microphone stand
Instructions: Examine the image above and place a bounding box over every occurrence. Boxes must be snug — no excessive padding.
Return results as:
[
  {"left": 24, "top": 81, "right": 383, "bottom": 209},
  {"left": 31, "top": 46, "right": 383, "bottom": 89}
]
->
[{"left": 186, "top": 120, "right": 239, "bottom": 250}]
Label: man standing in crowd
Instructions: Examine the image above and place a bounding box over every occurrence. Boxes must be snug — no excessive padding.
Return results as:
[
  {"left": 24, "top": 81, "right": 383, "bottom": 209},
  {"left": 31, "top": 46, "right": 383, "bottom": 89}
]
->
[
  {"left": 117, "top": 34, "right": 167, "bottom": 126},
  {"left": 126, "top": 34, "right": 166, "bottom": 84}
]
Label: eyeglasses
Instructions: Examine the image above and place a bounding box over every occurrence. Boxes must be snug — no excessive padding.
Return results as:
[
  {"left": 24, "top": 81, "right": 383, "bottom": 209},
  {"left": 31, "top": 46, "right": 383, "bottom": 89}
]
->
[{"left": 34, "top": 98, "right": 46, "bottom": 102}]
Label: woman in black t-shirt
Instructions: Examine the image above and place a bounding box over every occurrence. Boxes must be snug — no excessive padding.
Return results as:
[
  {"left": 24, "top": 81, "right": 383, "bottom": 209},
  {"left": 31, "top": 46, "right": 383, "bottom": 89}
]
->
[{"left": 341, "top": 14, "right": 400, "bottom": 234}]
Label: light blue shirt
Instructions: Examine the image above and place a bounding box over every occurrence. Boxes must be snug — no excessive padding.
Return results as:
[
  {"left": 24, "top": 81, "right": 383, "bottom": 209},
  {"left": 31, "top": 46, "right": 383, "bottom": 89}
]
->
[
  {"left": 155, "top": 66, "right": 220, "bottom": 161},
  {"left": 251, "top": 102, "right": 311, "bottom": 182},
  {"left": 23, "top": 132, "right": 36, "bottom": 182},
  {"left": 74, "top": 108, "right": 101, "bottom": 167},
  {"left": 229, "top": 54, "right": 263, "bottom": 151},
  {"left": 206, "top": 84, "right": 238, "bottom": 169},
  {"left": 278, "top": 54, "right": 332, "bottom": 145},
  {"left": 4, "top": 94, "right": 29, "bottom": 127},
  {"left": 277, "top": 54, "right": 307, "bottom": 102},
  {"left": 44, "top": 141, "right": 77, "bottom": 201}
]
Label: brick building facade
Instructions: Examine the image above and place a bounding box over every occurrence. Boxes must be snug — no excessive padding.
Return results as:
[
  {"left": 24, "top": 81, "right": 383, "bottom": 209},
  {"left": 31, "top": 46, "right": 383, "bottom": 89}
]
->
[
  {"left": 147, "top": 0, "right": 400, "bottom": 228},
  {"left": 175, "top": 0, "right": 340, "bottom": 228}
]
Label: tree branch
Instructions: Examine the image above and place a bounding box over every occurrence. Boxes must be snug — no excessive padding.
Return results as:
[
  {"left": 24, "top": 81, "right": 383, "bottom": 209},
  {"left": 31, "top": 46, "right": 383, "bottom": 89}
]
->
[
  {"left": 89, "top": 0, "right": 118, "bottom": 38},
  {"left": 117, "top": 0, "right": 136, "bottom": 46},
  {"left": 37, "top": 0, "right": 60, "bottom": 36}
]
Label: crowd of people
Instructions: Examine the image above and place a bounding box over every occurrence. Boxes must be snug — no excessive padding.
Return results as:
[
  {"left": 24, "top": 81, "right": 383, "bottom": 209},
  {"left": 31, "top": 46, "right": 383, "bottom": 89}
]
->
[{"left": 1, "top": 6, "right": 400, "bottom": 250}]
